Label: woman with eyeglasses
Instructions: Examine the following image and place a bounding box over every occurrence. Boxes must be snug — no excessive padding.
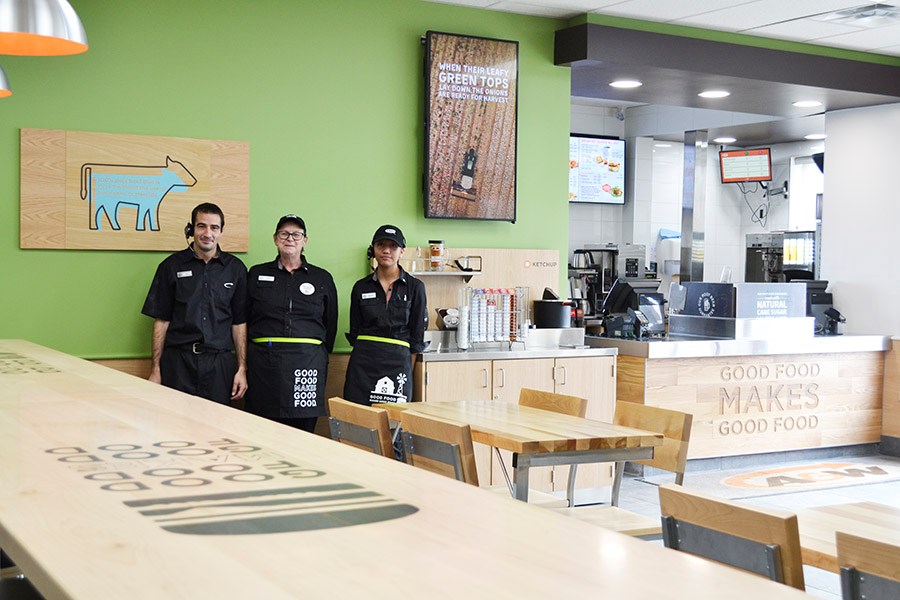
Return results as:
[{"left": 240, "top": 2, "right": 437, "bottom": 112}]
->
[
  {"left": 245, "top": 215, "right": 338, "bottom": 432},
  {"left": 343, "top": 224, "right": 427, "bottom": 406}
]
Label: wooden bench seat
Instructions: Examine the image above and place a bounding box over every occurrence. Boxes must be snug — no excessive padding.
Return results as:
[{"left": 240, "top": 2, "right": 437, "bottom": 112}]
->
[{"left": 551, "top": 505, "right": 661, "bottom": 537}]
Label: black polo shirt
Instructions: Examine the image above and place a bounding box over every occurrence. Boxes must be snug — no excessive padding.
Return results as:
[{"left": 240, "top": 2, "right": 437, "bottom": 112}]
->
[
  {"left": 347, "top": 268, "right": 428, "bottom": 354},
  {"left": 247, "top": 256, "right": 338, "bottom": 352},
  {"left": 142, "top": 246, "right": 248, "bottom": 351}
]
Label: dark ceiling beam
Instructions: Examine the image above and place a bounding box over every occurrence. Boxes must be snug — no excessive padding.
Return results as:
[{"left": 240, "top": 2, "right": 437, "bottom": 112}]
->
[{"left": 555, "top": 23, "right": 900, "bottom": 98}]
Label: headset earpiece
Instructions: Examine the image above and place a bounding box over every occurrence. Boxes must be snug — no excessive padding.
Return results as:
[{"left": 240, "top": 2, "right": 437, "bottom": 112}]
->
[
  {"left": 367, "top": 245, "right": 374, "bottom": 259},
  {"left": 184, "top": 222, "right": 194, "bottom": 239}
]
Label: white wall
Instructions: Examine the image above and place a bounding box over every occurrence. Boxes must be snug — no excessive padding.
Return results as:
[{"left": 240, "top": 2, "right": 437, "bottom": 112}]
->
[
  {"left": 702, "top": 141, "right": 825, "bottom": 282},
  {"left": 650, "top": 143, "right": 684, "bottom": 263},
  {"left": 822, "top": 103, "right": 900, "bottom": 335}
]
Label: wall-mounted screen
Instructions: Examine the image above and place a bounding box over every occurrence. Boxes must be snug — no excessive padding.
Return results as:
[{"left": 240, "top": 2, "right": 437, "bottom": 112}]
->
[
  {"left": 424, "top": 31, "right": 518, "bottom": 221},
  {"left": 568, "top": 135, "right": 625, "bottom": 205},
  {"left": 719, "top": 148, "right": 772, "bottom": 183}
]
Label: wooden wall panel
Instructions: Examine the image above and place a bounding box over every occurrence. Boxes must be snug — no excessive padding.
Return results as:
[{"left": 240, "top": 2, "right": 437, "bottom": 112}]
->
[
  {"left": 631, "top": 352, "right": 884, "bottom": 459},
  {"left": 20, "top": 129, "right": 66, "bottom": 248},
  {"left": 209, "top": 140, "right": 250, "bottom": 252},
  {"left": 883, "top": 339, "right": 900, "bottom": 437},
  {"left": 390, "top": 247, "right": 560, "bottom": 330},
  {"left": 92, "top": 358, "right": 151, "bottom": 379},
  {"left": 21, "top": 129, "right": 249, "bottom": 251}
]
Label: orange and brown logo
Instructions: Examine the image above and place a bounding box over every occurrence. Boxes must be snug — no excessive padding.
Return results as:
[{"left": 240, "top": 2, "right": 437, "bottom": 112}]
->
[{"left": 723, "top": 461, "right": 900, "bottom": 490}]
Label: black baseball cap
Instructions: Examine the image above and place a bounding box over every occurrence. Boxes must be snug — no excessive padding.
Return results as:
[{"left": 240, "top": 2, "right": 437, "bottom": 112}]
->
[
  {"left": 276, "top": 214, "right": 306, "bottom": 233},
  {"left": 372, "top": 224, "right": 405, "bottom": 248}
]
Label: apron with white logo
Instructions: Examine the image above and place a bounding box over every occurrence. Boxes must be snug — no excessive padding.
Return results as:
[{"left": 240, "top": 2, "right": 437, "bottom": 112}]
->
[
  {"left": 246, "top": 340, "right": 328, "bottom": 418},
  {"left": 343, "top": 336, "right": 411, "bottom": 406}
]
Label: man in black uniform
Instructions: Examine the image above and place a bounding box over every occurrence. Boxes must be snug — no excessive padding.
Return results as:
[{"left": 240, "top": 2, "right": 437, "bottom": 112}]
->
[
  {"left": 344, "top": 224, "right": 427, "bottom": 406},
  {"left": 245, "top": 215, "right": 338, "bottom": 432},
  {"left": 142, "top": 202, "right": 248, "bottom": 404}
]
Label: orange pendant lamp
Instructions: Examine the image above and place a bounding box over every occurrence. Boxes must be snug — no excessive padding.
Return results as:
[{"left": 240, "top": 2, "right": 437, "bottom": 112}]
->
[
  {"left": 0, "top": 64, "right": 10, "bottom": 97},
  {"left": 0, "top": 0, "right": 88, "bottom": 56}
]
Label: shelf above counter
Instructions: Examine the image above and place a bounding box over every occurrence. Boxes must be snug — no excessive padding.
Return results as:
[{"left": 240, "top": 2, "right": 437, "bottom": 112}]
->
[{"left": 410, "top": 270, "right": 482, "bottom": 283}]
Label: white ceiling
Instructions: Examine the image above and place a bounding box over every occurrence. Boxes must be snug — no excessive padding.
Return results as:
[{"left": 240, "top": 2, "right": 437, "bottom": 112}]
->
[{"left": 427, "top": 0, "right": 900, "bottom": 57}]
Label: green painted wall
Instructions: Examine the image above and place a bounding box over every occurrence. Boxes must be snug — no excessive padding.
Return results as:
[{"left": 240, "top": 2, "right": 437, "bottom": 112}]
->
[{"left": 0, "top": 0, "right": 570, "bottom": 357}]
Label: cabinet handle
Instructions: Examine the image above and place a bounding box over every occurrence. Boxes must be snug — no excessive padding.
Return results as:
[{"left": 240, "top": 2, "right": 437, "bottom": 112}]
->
[
  {"left": 497, "top": 368, "right": 505, "bottom": 388},
  {"left": 552, "top": 366, "right": 558, "bottom": 382},
  {"left": 482, "top": 368, "right": 489, "bottom": 388},
  {"left": 425, "top": 372, "right": 430, "bottom": 386},
  {"left": 560, "top": 366, "right": 567, "bottom": 385}
]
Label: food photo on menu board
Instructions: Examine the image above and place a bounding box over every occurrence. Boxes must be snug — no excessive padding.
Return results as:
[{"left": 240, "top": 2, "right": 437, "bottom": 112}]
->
[
  {"left": 568, "top": 135, "right": 626, "bottom": 205},
  {"left": 424, "top": 31, "right": 518, "bottom": 222}
]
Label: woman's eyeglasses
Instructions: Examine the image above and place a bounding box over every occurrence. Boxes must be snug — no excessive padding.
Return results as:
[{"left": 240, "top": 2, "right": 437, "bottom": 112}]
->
[{"left": 277, "top": 231, "right": 306, "bottom": 241}]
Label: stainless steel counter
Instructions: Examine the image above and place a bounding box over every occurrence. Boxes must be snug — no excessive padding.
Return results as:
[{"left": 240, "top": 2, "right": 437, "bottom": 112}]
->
[
  {"left": 586, "top": 334, "right": 891, "bottom": 359},
  {"left": 419, "top": 346, "right": 617, "bottom": 362},
  {"left": 419, "top": 327, "right": 617, "bottom": 362}
]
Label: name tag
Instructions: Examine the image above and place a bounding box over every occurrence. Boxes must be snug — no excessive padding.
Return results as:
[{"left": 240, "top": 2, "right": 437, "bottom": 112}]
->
[
  {"left": 361, "top": 292, "right": 377, "bottom": 300},
  {"left": 258, "top": 275, "right": 275, "bottom": 282},
  {"left": 176, "top": 270, "right": 193, "bottom": 278}
]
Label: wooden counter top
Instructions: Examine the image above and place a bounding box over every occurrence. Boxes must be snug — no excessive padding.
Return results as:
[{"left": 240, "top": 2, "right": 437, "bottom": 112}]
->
[{"left": 0, "top": 340, "right": 811, "bottom": 599}]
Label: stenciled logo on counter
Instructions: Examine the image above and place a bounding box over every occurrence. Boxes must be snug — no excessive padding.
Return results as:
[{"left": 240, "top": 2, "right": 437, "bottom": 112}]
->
[
  {"left": 0, "top": 353, "right": 59, "bottom": 375},
  {"left": 524, "top": 260, "right": 557, "bottom": 268},
  {"left": 46, "top": 437, "right": 417, "bottom": 536}
]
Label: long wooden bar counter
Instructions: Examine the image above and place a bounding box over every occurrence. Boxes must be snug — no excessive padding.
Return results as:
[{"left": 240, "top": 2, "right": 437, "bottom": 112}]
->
[
  {"left": 0, "top": 340, "right": 813, "bottom": 599},
  {"left": 588, "top": 335, "right": 891, "bottom": 459}
]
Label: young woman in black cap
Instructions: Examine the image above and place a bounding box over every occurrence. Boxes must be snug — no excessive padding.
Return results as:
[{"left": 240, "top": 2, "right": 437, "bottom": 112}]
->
[
  {"left": 244, "top": 215, "right": 338, "bottom": 432},
  {"left": 343, "top": 224, "right": 427, "bottom": 405}
]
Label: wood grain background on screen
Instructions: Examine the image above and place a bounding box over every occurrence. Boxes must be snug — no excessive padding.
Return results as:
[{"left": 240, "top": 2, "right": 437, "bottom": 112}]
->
[{"left": 426, "top": 33, "right": 517, "bottom": 221}]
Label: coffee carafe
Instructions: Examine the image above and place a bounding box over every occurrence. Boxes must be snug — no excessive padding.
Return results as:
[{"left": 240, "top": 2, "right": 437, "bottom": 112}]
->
[{"left": 590, "top": 247, "right": 618, "bottom": 294}]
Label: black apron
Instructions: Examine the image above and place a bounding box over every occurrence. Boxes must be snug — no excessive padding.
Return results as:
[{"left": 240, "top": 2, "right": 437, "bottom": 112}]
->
[
  {"left": 246, "top": 340, "right": 328, "bottom": 418},
  {"left": 343, "top": 337, "right": 412, "bottom": 406}
]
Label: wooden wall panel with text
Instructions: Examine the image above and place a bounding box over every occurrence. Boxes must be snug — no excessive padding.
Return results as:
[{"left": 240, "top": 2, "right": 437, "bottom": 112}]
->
[{"left": 626, "top": 352, "right": 884, "bottom": 459}]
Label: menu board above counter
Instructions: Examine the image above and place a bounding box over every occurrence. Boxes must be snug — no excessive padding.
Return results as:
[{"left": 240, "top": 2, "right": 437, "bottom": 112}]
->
[
  {"left": 719, "top": 148, "right": 772, "bottom": 183},
  {"left": 568, "top": 135, "right": 625, "bottom": 205}
]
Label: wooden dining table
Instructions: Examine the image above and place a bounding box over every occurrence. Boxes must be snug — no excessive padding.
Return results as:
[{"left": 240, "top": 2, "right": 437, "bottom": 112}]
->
[
  {"left": 796, "top": 501, "right": 900, "bottom": 573},
  {"left": 375, "top": 400, "right": 663, "bottom": 502},
  {"left": 0, "top": 340, "right": 813, "bottom": 600}
]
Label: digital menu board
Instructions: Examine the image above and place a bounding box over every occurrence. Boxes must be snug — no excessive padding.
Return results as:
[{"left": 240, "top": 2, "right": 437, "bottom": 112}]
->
[
  {"left": 719, "top": 148, "right": 772, "bottom": 183},
  {"left": 424, "top": 31, "right": 518, "bottom": 221},
  {"left": 568, "top": 135, "right": 625, "bottom": 205}
]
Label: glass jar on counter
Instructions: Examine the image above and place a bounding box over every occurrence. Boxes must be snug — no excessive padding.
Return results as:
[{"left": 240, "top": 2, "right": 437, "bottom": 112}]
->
[{"left": 429, "top": 240, "right": 445, "bottom": 271}]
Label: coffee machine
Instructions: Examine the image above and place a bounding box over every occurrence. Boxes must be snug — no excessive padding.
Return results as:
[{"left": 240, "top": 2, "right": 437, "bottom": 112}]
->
[
  {"left": 569, "top": 244, "right": 618, "bottom": 318},
  {"left": 745, "top": 233, "right": 784, "bottom": 283}
]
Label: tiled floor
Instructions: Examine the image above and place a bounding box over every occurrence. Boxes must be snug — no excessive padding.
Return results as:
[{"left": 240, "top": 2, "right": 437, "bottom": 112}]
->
[{"left": 614, "top": 454, "right": 900, "bottom": 599}]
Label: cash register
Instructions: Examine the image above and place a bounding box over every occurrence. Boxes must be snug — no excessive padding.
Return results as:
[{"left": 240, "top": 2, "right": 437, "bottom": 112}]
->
[{"left": 599, "top": 278, "right": 665, "bottom": 339}]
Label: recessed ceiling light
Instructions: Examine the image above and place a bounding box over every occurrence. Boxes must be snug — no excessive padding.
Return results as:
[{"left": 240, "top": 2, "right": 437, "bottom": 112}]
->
[
  {"left": 713, "top": 137, "right": 736, "bottom": 144},
  {"left": 609, "top": 80, "right": 642, "bottom": 89},
  {"left": 805, "top": 134, "right": 827, "bottom": 140},
  {"left": 654, "top": 143, "right": 672, "bottom": 148},
  {"left": 812, "top": 4, "right": 900, "bottom": 28},
  {"left": 699, "top": 90, "right": 730, "bottom": 98},
  {"left": 793, "top": 100, "right": 822, "bottom": 108}
]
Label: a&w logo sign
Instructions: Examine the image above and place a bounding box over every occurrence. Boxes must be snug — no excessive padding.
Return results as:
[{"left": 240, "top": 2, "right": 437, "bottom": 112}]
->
[{"left": 723, "top": 462, "right": 900, "bottom": 490}]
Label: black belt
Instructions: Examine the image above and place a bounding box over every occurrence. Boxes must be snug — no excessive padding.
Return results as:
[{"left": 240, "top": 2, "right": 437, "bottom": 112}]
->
[{"left": 173, "top": 343, "right": 230, "bottom": 355}]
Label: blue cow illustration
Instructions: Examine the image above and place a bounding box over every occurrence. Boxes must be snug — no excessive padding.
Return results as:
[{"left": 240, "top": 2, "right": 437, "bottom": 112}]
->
[{"left": 80, "top": 156, "right": 198, "bottom": 231}]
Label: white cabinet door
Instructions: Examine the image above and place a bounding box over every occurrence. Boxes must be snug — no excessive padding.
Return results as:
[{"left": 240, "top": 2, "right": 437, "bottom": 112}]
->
[
  {"left": 552, "top": 356, "right": 616, "bottom": 491},
  {"left": 491, "top": 358, "right": 555, "bottom": 490},
  {"left": 422, "top": 360, "right": 492, "bottom": 484}
]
